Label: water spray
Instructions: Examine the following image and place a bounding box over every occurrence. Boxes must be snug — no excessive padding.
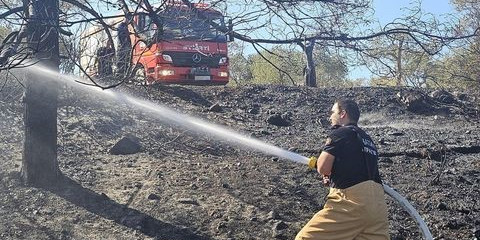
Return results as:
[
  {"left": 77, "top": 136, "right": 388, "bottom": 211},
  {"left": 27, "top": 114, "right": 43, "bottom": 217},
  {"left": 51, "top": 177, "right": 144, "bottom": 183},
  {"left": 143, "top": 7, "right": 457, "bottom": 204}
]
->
[{"left": 33, "top": 65, "right": 433, "bottom": 240}]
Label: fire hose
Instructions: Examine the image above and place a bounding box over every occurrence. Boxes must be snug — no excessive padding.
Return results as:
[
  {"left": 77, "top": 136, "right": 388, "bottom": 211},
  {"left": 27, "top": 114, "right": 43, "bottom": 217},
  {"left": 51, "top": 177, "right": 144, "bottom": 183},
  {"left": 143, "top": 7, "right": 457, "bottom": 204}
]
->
[{"left": 307, "top": 157, "right": 434, "bottom": 240}]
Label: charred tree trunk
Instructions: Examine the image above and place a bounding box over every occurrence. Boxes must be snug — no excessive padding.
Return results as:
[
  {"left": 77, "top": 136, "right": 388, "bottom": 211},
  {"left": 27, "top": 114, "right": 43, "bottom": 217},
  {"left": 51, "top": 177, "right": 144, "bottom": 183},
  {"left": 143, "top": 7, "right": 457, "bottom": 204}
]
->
[
  {"left": 22, "top": 0, "right": 60, "bottom": 186},
  {"left": 303, "top": 40, "right": 316, "bottom": 87}
]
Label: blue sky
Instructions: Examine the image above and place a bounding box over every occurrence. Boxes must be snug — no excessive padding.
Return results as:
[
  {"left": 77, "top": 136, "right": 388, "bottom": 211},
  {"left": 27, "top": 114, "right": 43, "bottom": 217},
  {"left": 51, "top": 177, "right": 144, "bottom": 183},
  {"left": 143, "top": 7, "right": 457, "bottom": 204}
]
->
[{"left": 373, "top": 0, "right": 455, "bottom": 24}]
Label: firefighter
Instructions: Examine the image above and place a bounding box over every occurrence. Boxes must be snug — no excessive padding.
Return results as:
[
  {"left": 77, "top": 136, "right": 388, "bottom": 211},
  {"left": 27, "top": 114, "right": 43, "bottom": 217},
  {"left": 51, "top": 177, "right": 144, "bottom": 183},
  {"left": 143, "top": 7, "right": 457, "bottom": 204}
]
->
[
  {"left": 296, "top": 99, "right": 390, "bottom": 240},
  {"left": 116, "top": 16, "right": 132, "bottom": 76},
  {"left": 96, "top": 39, "right": 114, "bottom": 77}
]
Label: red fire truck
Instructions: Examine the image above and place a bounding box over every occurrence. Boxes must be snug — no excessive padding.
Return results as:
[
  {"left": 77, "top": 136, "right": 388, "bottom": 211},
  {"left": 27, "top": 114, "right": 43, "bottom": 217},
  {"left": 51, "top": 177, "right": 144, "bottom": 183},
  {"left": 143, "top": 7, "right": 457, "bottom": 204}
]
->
[{"left": 80, "top": 2, "right": 232, "bottom": 85}]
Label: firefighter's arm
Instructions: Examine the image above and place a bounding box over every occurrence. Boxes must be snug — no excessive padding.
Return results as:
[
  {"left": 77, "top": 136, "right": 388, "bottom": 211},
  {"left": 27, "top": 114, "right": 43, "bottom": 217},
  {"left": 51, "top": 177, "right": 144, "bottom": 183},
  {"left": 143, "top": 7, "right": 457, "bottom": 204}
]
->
[{"left": 316, "top": 151, "right": 335, "bottom": 176}]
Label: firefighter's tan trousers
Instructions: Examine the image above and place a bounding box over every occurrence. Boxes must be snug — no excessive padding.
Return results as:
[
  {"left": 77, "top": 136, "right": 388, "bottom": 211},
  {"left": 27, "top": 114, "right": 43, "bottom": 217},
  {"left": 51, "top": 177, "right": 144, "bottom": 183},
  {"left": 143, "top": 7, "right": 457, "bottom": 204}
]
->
[{"left": 296, "top": 180, "right": 390, "bottom": 240}]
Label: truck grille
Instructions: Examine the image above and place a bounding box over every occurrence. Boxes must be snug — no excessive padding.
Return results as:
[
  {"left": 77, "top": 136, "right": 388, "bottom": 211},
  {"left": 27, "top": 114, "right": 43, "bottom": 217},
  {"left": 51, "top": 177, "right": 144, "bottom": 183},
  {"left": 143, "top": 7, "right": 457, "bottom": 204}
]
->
[{"left": 164, "top": 51, "right": 224, "bottom": 68}]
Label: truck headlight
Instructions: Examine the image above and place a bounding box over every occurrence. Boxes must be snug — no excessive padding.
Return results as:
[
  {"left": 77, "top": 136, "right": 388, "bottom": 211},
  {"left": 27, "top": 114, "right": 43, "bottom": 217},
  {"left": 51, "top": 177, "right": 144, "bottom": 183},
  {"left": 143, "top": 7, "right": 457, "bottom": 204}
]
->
[
  {"left": 159, "top": 69, "right": 175, "bottom": 76},
  {"left": 162, "top": 54, "right": 172, "bottom": 62},
  {"left": 218, "top": 71, "right": 228, "bottom": 77}
]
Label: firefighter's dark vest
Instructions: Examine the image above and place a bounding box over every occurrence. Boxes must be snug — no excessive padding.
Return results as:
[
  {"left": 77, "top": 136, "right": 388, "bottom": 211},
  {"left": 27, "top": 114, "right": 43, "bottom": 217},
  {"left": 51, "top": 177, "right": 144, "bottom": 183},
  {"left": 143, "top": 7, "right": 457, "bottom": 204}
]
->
[{"left": 322, "top": 124, "right": 382, "bottom": 189}]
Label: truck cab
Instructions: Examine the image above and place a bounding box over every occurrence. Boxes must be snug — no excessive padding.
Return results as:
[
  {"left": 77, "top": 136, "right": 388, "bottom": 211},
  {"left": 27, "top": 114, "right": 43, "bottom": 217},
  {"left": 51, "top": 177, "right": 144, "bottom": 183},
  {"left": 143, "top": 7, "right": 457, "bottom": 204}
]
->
[{"left": 131, "top": 3, "right": 230, "bottom": 85}]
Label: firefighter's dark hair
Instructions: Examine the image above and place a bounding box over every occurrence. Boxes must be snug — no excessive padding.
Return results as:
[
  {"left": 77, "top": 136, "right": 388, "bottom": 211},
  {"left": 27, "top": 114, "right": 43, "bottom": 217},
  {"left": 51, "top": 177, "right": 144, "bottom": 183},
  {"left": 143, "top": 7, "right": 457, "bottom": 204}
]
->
[{"left": 335, "top": 98, "right": 360, "bottom": 123}]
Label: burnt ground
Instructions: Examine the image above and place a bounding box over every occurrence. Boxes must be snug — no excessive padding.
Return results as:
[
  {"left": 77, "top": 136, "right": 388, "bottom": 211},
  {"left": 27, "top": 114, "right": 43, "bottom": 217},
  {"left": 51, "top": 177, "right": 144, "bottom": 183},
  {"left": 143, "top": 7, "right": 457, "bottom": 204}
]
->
[{"left": 0, "top": 81, "right": 479, "bottom": 240}]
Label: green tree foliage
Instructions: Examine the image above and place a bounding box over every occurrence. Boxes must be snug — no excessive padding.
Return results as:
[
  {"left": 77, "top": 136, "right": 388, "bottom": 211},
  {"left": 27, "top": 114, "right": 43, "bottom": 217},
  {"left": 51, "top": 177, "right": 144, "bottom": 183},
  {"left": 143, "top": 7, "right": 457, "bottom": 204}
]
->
[
  {"left": 228, "top": 42, "right": 253, "bottom": 84},
  {"left": 428, "top": 0, "right": 480, "bottom": 91},
  {"left": 369, "top": 77, "right": 398, "bottom": 87},
  {"left": 249, "top": 46, "right": 304, "bottom": 85},
  {"left": 244, "top": 45, "right": 351, "bottom": 86},
  {"left": 314, "top": 48, "right": 349, "bottom": 87},
  {"left": 430, "top": 42, "right": 479, "bottom": 91},
  {"left": 452, "top": 0, "right": 479, "bottom": 33},
  {"left": 364, "top": 35, "right": 435, "bottom": 87},
  {"left": 0, "top": 26, "right": 9, "bottom": 41},
  {"left": 229, "top": 53, "right": 252, "bottom": 84},
  {"left": 0, "top": 0, "right": 15, "bottom": 41}
]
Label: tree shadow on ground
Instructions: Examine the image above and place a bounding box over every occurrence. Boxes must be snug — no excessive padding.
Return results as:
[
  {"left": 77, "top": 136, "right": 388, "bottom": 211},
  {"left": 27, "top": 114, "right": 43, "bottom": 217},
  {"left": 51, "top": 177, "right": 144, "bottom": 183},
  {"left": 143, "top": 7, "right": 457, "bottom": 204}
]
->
[{"left": 47, "top": 174, "right": 210, "bottom": 240}]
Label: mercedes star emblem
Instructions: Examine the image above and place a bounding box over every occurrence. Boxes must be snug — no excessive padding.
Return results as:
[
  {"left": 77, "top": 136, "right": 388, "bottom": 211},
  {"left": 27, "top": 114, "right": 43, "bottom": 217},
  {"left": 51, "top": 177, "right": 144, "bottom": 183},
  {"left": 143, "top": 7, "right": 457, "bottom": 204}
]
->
[{"left": 192, "top": 53, "right": 202, "bottom": 63}]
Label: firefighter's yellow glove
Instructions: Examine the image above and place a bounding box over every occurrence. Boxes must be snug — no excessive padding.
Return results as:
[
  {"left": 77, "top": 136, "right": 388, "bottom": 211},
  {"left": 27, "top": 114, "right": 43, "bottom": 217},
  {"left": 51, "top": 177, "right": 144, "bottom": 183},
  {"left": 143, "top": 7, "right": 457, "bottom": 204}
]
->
[{"left": 308, "top": 156, "right": 317, "bottom": 170}]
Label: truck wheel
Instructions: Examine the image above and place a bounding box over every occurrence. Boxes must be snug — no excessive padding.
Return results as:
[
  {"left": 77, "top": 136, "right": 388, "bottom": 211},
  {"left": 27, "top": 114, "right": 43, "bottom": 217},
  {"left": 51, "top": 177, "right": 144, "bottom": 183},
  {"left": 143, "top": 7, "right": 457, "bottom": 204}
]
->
[{"left": 133, "top": 66, "right": 147, "bottom": 85}]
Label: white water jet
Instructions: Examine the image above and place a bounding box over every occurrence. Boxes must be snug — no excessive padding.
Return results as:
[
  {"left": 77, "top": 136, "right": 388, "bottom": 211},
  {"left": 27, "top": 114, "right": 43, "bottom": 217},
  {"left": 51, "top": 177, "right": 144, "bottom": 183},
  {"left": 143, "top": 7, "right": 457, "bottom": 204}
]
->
[{"left": 32, "top": 65, "right": 309, "bottom": 165}]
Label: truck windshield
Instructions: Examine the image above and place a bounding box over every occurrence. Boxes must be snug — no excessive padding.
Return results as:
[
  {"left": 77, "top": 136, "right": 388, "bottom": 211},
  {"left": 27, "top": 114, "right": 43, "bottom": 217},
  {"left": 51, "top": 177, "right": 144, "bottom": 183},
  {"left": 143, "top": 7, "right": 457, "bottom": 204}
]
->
[{"left": 161, "top": 8, "right": 227, "bottom": 42}]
